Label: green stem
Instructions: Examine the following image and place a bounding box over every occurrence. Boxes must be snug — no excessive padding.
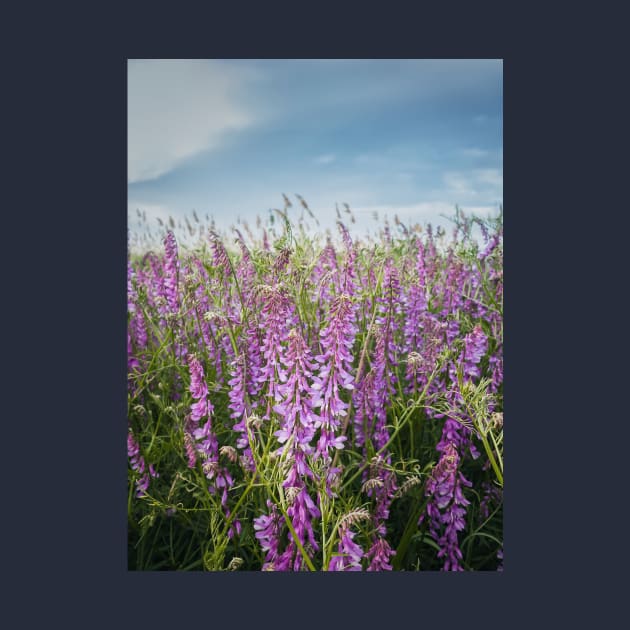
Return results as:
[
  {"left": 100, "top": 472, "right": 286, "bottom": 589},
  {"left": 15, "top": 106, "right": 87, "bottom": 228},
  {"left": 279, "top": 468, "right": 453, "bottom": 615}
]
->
[{"left": 341, "top": 364, "right": 442, "bottom": 492}]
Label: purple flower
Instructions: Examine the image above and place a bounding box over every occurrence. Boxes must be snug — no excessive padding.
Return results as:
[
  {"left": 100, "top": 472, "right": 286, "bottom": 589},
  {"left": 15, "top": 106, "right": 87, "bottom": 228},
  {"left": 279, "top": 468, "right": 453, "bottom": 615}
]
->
[
  {"left": 366, "top": 537, "right": 395, "bottom": 571},
  {"left": 190, "top": 258, "right": 220, "bottom": 358},
  {"left": 188, "top": 355, "right": 214, "bottom": 424},
  {"left": 422, "top": 442, "right": 471, "bottom": 571},
  {"left": 445, "top": 318, "right": 460, "bottom": 346},
  {"left": 187, "top": 355, "right": 239, "bottom": 534},
  {"left": 253, "top": 500, "right": 284, "bottom": 570},
  {"left": 263, "top": 328, "right": 321, "bottom": 570},
  {"left": 402, "top": 239, "right": 428, "bottom": 361},
  {"left": 273, "top": 328, "right": 320, "bottom": 457},
  {"left": 365, "top": 464, "right": 397, "bottom": 536},
  {"left": 489, "top": 351, "right": 503, "bottom": 394},
  {"left": 228, "top": 354, "right": 256, "bottom": 471},
  {"left": 256, "top": 284, "right": 291, "bottom": 415},
  {"left": 133, "top": 308, "right": 148, "bottom": 350},
  {"left": 244, "top": 321, "right": 263, "bottom": 397},
  {"left": 461, "top": 324, "right": 488, "bottom": 379},
  {"left": 128, "top": 430, "right": 158, "bottom": 498},
  {"left": 440, "top": 324, "right": 489, "bottom": 458},
  {"left": 209, "top": 230, "right": 232, "bottom": 278},
  {"left": 359, "top": 456, "right": 397, "bottom": 571},
  {"left": 328, "top": 524, "right": 364, "bottom": 571},
  {"left": 438, "top": 254, "right": 465, "bottom": 317},
  {"left": 127, "top": 261, "right": 148, "bottom": 357},
  {"left": 311, "top": 239, "right": 339, "bottom": 303},
  {"left": 312, "top": 293, "right": 357, "bottom": 459},
  {"left": 352, "top": 261, "right": 400, "bottom": 456},
  {"left": 283, "top": 488, "right": 321, "bottom": 571},
  {"left": 127, "top": 331, "right": 139, "bottom": 374},
  {"left": 478, "top": 231, "right": 501, "bottom": 261}
]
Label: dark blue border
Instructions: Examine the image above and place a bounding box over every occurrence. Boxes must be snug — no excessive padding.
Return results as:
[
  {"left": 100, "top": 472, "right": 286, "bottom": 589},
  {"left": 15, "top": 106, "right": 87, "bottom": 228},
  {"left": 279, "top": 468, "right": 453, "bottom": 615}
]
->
[{"left": 6, "top": 2, "right": 621, "bottom": 626}]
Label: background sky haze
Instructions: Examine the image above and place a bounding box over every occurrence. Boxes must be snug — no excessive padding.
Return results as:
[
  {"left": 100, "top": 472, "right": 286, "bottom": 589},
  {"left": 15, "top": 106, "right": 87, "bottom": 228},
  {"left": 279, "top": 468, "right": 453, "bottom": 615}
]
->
[{"left": 128, "top": 59, "right": 502, "bottom": 248}]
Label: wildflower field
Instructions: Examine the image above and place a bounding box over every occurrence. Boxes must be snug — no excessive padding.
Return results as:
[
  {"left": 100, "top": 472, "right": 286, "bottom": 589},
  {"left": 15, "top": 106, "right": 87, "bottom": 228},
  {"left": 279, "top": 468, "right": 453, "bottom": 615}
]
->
[{"left": 127, "top": 199, "right": 503, "bottom": 571}]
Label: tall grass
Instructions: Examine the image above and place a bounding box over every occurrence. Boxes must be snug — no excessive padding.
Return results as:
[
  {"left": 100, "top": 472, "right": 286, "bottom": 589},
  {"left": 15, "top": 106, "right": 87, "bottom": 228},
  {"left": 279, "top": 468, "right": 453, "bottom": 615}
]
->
[{"left": 127, "top": 198, "right": 503, "bottom": 571}]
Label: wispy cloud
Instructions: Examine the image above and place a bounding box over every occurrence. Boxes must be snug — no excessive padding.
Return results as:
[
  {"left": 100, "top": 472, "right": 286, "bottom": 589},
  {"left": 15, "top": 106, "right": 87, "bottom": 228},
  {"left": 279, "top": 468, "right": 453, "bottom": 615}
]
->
[
  {"left": 442, "top": 168, "right": 502, "bottom": 199},
  {"left": 314, "top": 154, "right": 336, "bottom": 165},
  {"left": 443, "top": 172, "right": 479, "bottom": 197},
  {"left": 128, "top": 60, "right": 255, "bottom": 184},
  {"left": 475, "top": 168, "right": 502, "bottom": 188}
]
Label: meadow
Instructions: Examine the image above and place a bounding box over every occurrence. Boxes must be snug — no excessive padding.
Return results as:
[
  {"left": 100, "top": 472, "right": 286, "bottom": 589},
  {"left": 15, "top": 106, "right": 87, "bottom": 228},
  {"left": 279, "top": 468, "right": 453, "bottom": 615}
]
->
[{"left": 127, "top": 198, "right": 503, "bottom": 571}]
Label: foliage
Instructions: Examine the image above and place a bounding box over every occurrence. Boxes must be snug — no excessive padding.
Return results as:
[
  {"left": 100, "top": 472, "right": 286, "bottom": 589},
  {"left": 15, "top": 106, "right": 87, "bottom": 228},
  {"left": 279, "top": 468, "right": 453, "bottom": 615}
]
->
[{"left": 127, "top": 200, "right": 503, "bottom": 571}]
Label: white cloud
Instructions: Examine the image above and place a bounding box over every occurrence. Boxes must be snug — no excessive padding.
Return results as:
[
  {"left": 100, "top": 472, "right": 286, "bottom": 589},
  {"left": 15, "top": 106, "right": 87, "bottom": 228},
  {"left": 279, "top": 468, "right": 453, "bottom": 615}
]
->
[
  {"left": 314, "top": 154, "right": 336, "bottom": 165},
  {"left": 475, "top": 168, "right": 502, "bottom": 188},
  {"left": 443, "top": 172, "right": 478, "bottom": 197},
  {"left": 443, "top": 169, "right": 503, "bottom": 199},
  {"left": 128, "top": 60, "right": 254, "bottom": 183}
]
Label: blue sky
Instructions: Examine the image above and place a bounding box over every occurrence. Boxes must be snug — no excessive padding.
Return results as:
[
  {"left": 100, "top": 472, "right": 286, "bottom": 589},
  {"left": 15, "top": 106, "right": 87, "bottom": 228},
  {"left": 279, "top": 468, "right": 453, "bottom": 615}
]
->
[{"left": 128, "top": 59, "right": 502, "bottom": 246}]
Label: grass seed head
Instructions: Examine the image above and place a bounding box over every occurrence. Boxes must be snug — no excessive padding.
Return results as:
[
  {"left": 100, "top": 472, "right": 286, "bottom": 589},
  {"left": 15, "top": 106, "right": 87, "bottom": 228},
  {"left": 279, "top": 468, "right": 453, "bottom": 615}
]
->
[
  {"left": 284, "top": 486, "right": 301, "bottom": 505},
  {"left": 220, "top": 445, "right": 238, "bottom": 463},
  {"left": 339, "top": 508, "right": 371, "bottom": 531},
  {"left": 227, "top": 557, "right": 244, "bottom": 571},
  {"left": 394, "top": 476, "right": 422, "bottom": 499},
  {"left": 491, "top": 412, "right": 503, "bottom": 429},
  {"left": 246, "top": 413, "right": 263, "bottom": 430}
]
